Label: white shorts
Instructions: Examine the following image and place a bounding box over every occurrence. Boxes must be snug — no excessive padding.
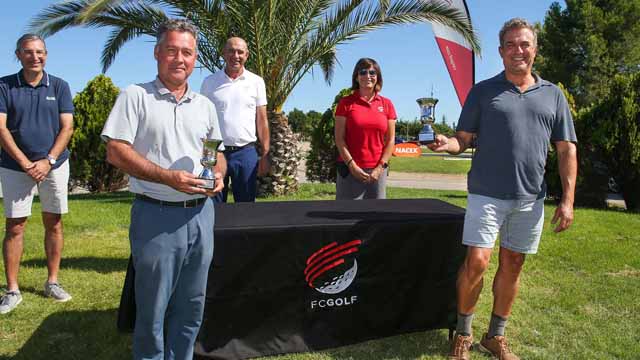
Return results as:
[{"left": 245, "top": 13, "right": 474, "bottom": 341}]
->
[
  {"left": 462, "top": 193, "right": 544, "bottom": 254},
  {"left": 0, "top": 160, "right": 69, "bottom": 218}
]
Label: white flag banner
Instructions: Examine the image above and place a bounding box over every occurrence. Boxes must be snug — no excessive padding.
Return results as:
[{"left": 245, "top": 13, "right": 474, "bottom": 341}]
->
[{"left": 431, "top": 0, "right": 475, "bottom": 106}]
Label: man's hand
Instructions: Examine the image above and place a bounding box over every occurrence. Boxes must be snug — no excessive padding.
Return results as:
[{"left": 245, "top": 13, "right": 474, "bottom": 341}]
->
[
  {"left": 257, "top": 155, "right": 270, "bottom": 177},
  {"left": 551, "top": 201, "right": 574, "bottom": 233},
  {"left": 165, "top": 170, "right": 209, "bottom": 195},
  {"left": 427, "top": 134, "right": 450, "bottom": 153},
  {"left": 204, "top": 171, "right": 225, "bottom": 197},
  {"left": 25, "top": 159, "right": 51, "bottom": 182}
]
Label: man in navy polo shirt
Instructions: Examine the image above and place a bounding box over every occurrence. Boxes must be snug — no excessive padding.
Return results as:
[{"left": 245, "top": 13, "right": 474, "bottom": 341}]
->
[
  {"left": 0, "top": 34, "right": 74, "bottom": 314},
  {"left": 430, "top": 18, "right": 577, "bottom": 360}
]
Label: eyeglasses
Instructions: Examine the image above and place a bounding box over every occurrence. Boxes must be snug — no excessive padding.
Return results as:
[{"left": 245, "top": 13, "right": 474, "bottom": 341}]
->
[{"left": 358, "top": 69, "right": 377, "bottom": 76}]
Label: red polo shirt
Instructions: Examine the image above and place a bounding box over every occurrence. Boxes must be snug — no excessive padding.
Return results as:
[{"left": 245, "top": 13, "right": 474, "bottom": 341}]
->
[{"left": 335, "top": 92, "right": 397, "bottom": 168}]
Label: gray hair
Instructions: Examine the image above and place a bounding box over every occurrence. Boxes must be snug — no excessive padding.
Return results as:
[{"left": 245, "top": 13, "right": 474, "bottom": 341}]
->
[
  {"left": 499, "top": 18, "right": 537, "bottom": 47},
  {"left": 15, "top": 34, "right": 47, "bottom": 53},
  {"left": 156, "top": 19, "right": 199, "bottom": 46}
]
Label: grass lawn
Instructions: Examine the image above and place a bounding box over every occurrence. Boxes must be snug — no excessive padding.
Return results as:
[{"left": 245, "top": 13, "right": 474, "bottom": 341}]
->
[
  {"left": 390, "top": 156, "right": 471, "bottom": 175},
  {"left": 1, "top": 184, "right": 639, "bottom": 359}
]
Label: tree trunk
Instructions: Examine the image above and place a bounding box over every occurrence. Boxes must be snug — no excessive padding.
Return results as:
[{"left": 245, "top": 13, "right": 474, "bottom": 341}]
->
[{"left": 257, "top": 111, "right": 300, "bottom": 196}]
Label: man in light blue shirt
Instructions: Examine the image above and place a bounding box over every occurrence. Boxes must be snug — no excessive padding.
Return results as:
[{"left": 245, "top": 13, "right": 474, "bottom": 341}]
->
[{"left": 101, "top": 20, "right": 226, "bottom": 360}]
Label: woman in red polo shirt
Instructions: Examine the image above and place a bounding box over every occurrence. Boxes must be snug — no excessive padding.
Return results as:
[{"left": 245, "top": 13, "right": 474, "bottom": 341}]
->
[{"left": 334, "top": 58, "right": 397, "bottom": 199}]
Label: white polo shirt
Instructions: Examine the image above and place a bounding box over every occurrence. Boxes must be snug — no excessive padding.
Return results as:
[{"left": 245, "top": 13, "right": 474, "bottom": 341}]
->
[
  {"left": 101, "top": 78, "right": 224, "bottom": 202},
  {"left": 200, "top": 68, "right": 267, "bottom": 147}
]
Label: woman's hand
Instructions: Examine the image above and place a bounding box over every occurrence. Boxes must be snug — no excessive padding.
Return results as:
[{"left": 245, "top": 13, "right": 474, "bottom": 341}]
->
[
  {"left": 369, "top": 165, "right": 384, "bottom": 183},
  {"left": 348, "top": 161, "right": 370, "bottom": 183}
]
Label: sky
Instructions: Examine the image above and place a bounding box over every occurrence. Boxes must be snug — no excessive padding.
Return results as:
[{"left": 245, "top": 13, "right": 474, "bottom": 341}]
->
[{"left": 1, "top": 1, "right": 565, "bottom": 128}]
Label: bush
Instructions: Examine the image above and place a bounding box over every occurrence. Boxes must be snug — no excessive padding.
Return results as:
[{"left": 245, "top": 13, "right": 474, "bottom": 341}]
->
[
  {"left": 583, "top": 73, "right": 640, "bottom": 211},
  {"left": 544, "top": 83, "right": 609, "bottom": 207},
  {"left": 546, "top": 77, "right": 640, "bottom": 211},
  {"left": 69, "top": 75, "right": 127, "bottom": 192},
  {"left": 305, "top": 88, "right": 351, "bottom": 183}
]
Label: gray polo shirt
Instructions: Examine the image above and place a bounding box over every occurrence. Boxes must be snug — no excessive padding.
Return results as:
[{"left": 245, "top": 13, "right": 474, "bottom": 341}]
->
[
  {"left": 457, "top": 72, "right": 577, "bottom": 200},
  {"left": 101, "top": 78, "right": 223, "bottom": 202}
]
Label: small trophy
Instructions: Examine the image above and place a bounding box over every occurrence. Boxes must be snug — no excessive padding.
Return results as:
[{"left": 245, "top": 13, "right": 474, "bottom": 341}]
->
[
  {"left": 198, "top": 138, "right": 223, "bottom": 189},
  {"left": 416, "top": 97, "right": 438, "bottom": 145}
]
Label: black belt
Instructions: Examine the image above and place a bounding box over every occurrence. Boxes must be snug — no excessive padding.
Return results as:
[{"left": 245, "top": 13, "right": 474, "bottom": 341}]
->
[
  {"left": 135, "top": 194, "right": 207, "bottom": 208},
  {"left": 223, "top": 142, "right": 255, "bottom": 152}
]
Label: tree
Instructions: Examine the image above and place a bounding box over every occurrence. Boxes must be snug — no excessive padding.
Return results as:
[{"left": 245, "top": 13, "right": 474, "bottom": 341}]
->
[
  {"left": 305, "top": 110, "right": 323, "bottom": 140},
  {"left": 580, "top": 73, "right": 640, "bottom": 211},
  {"left": 70, "top": 74, "right": 127, "bottom": 192},
  {"left": 536, "top": 0, "right": 640, "bottom": 107},
  {"left": 306, "top": 88, "right": 352, "bottom": 183},
  {"left": 545, "top": 83, "right": 609, "bottom": 207},
  {"left": 432, "top": 122, "right": 454, "bottom": 137},
  {"left": 287, "top": 108, "right": 310, "bottom": 139},
  {"left": 30, "top": 0, "right": 480, "bottom": 195},
  {"left": 395, "top": 119, "right": 422, "bottom": 140}
]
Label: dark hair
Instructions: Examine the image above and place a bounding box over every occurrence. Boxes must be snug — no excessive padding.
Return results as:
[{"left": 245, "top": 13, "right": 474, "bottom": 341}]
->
[
  {"left": 15, "top": 34, "right": 46, "bottom": 54},
  {"left": 499, "top": 18, "right": 537, "bottom": 48},
  {"left": 156, "top": 19, "right": 199, "bottom": 46},
  {"left": 351, "top": 58, "right": 383, "bottom": 92}
]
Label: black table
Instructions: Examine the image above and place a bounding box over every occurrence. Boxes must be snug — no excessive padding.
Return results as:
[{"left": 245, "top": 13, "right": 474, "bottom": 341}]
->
[{"left": 195, "top": 199, "right": 466, "bottom": 360}]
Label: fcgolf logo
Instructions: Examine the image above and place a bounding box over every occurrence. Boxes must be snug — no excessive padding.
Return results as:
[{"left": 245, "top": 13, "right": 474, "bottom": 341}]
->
[{"left": 305, "top": 240, "right": 361, "bottom": 309}]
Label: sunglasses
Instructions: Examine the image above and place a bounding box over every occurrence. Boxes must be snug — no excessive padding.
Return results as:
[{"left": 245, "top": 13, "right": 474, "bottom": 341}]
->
[{"left": 358, "top": 69, "right": 377, "bottom": 76}]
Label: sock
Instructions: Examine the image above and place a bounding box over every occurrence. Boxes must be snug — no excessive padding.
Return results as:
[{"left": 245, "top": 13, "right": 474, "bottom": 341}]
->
[
  {"left": 456, "top": 313, "right": 474, "bottom": 336},
  {"left": 487, "top": 313, "right": 508, "bottom": 338}
]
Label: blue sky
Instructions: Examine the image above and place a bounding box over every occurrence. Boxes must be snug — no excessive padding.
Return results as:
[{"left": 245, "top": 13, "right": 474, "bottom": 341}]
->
[{"left": 1, "top": 1, "right": 564, "bottom": 127}]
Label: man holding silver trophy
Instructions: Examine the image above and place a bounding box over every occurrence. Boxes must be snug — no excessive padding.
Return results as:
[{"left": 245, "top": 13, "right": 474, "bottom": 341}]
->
[
  {"left": 429, "top": 18, "right": 577, "bottom": 360},
  {"left": 101, "top": 20, "right": 226, "bottom": 360}
]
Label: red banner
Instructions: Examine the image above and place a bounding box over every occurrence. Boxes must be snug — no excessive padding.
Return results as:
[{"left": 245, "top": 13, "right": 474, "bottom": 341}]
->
[{"left": 431, "top": 0, "right": 475, "bottom": 106}]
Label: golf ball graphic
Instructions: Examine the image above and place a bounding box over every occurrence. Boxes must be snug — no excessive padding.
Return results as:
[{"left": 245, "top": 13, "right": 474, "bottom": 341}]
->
[
  {"left": 316, "top": 260, "right": 358, "bottom": 294},
  {"left": 304, "top": 240, "right": 361, "bottom": 294}
]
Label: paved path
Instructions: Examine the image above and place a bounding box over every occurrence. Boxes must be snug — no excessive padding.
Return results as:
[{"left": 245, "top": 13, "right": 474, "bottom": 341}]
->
[
  {"left": 297, "top": 165, "right": 467, "bottom": 191},
  {"left": 386, "top": 171, "right": 466, "bottom": 191},
  {"left": 295, "top": 142, "right": 467, "bottom": 191}
]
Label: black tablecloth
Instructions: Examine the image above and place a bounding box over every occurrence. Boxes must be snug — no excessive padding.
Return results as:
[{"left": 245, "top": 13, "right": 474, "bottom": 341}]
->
[{"left": 194, "top": 199, "right": 465, "bottom": 360}]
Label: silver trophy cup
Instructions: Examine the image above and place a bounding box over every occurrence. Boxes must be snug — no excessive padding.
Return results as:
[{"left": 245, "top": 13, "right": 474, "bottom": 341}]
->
[
  {"left": 416, "top": 97, "right": 439, "bottom": 145},
  {"left": 198, "top": 138, "right": 223, "bottom": 189}
]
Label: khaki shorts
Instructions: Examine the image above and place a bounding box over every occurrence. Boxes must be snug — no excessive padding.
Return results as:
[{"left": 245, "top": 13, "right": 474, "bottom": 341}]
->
[{"left": 0, "top": 160, "right": 69, "bottom": 218}]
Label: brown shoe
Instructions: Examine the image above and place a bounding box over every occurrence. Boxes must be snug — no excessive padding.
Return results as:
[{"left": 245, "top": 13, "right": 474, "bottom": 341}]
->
[
  {"left": 478, "top": 333, "right": 520, "bottom": 360},
  {"left": 448, "top": 333, "right": 473, "bottom": 360}
]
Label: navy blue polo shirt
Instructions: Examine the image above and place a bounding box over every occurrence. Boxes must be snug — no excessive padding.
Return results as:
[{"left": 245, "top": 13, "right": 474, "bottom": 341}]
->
[{"left": 0, "top": 70, "right": 73, "bottom": 171}]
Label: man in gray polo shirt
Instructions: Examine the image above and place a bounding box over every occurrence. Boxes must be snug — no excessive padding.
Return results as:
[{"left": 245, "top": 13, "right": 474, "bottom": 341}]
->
[
  {"left": 101, "top": 20, "right": 225, "bottom": 360},
  {"left": 429, "top": 18, "right": 577, "bottom": 360}
]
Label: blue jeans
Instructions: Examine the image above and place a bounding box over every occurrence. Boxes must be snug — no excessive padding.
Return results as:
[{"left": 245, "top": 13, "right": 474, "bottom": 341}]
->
[
  {"left": 129, "top": 198, "right": 215, "bottom": 360},
  {"left": 216, "top": 146, "right": 258, "bottom": 203}
]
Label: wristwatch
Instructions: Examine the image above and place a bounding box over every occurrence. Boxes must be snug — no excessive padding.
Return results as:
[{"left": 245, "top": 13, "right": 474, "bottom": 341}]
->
[
  {"left": 46, "top": 154, "right": 57, "bottom": 166},
  {"left": 379, "top": 161, "right": 388, "bottom": 169}
]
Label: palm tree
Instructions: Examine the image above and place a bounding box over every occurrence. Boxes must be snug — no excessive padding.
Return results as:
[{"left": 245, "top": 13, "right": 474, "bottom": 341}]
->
[{"left": 30, "top": 0, "right": 480, "bottom": 195}]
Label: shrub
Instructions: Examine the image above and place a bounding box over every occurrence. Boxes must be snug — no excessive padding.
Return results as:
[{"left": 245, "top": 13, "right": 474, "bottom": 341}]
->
[
  {"left": 305, "top": 88, "right": 351, "bottom": 183},
  {"left": 544, "top": 84, "right": 608, "bottom": 207},
  {"left": 583, "top": 73, "right": 640, "bottom": 211},
  {"left": 69, "top": 75, "right": 126, "bottom": 192}
]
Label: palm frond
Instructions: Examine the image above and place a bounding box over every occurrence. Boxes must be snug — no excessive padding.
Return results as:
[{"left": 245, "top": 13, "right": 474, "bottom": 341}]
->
[
  {"left": 29, "top": 0, "right": 481, "bottom": 109},
  {"left": 77, "top": 0, "right": 126, "bottom": 23}
]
